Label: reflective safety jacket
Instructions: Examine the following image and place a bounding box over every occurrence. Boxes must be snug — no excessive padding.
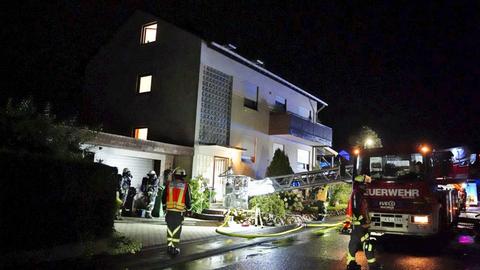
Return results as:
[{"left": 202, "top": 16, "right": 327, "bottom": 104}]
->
[
  {"left": 316, "top": 186, "right": 329, "bottom": 202},
  {"left": 346, "top": 184, "right": 370, "bottom": 226},
  {"left": 162, "top": 180, "right": 191, "bottom": 212}
]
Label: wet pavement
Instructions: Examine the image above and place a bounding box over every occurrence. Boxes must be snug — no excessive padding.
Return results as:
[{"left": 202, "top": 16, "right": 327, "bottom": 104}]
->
[
  {"left": 165, "top": 229, "right": 480, "bottom": 270},
  {"left": 25, "top": 214, "right": 480, "bottom": 270}
]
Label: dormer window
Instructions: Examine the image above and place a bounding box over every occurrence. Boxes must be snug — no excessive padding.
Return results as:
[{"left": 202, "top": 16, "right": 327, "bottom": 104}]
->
[{"left": 141, "top": 22, "right": 157, "bottom": 44}]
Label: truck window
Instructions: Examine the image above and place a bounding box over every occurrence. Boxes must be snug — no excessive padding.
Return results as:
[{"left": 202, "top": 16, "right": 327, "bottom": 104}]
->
[{"left": 367, "top": 153, "right": 424, "bottom": 180}]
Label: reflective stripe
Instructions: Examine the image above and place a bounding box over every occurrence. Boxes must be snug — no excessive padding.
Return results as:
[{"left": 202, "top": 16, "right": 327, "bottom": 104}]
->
[
  {"left": 361, "top": 233, "right": 369, "bottom": 242},
  {"left": 352, "top": 221, "right": 361, "bottom": 225},
  {"left": 346, "top": 250, "right": 355, "bottom": 264},
  {"left": 167, "top": 186, "right": 174, "bottom": 208},
  {"left": 167, "top": 237, "right": 180, "bottom": 243},
  {"left": 168, "top": 225, "right": 181, "bottom": 237},
  {"left": 177, "top": 187, "right": 185, "bottom": 206},
  {"left": 167, "top": 225, "right": 182, "bottom": 247},
  {"left": 368, "top": 244, "right": 373, "bottom": 252},
  {"left": 368, "top": 258, "right": 376, "bottom": 263}
]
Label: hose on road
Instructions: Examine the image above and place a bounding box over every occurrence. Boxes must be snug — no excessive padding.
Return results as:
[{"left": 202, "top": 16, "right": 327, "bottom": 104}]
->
[{"left": 215, "top": 211, "right": 342, "bottom": 239}]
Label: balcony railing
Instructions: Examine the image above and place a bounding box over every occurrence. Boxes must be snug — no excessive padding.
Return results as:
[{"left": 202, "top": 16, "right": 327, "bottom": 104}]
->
[{"left": 269, "top": 111, "right": 332, "bottom": 146}]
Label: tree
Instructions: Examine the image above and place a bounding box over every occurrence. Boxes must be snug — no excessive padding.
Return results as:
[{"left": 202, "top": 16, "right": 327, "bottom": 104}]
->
[
  {"left": 351, "top": 126, "right": 383, "bottom": 149},
  {"left": 266, "top": 149, "right": 294, "bottom": 177},
  {"left": 0, "top": 98, "right": 94, "bottom": 158}
]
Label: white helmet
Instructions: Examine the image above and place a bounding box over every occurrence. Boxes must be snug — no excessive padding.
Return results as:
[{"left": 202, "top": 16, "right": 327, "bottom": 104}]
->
[
  {"left": 173, "top": 167, "right": 187, "bottom": 178},
  {"left": 147, "top": 170, "right": 156, "bottom": 176}
]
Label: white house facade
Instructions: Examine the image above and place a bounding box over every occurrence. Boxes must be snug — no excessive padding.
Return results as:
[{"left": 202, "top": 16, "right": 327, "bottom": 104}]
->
[{"left": 83, "top": 11, "right": 332, "bottom": 201}]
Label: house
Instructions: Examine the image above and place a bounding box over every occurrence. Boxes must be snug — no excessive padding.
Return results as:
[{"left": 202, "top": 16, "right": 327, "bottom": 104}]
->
[{"left": 83, "top": 11, "right": 333, "bottom": 201}]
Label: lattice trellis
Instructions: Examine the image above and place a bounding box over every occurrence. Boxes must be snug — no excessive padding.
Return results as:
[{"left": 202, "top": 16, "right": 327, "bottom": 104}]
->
[{"left": 199, "top": 66, "right": 233, "bottom": 145}]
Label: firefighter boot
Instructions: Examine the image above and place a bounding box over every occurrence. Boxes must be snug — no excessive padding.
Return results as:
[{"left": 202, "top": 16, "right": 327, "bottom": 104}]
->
[
  {"left": 347, "top": 261, "right": 361, "bottom": 270},
  {"left": 167, "top": 246, "right": 180, "bottom": 256}
]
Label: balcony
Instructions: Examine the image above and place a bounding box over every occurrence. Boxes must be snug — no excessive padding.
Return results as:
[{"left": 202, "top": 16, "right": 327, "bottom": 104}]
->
[{"left": 269, "top": 112, "right": 332, "bottom": 146}]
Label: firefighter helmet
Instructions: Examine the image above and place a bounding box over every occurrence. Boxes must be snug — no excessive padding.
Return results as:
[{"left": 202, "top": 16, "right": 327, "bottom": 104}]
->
[
  {"left": 173, "top": 167, "right": 187, "bottom": 178},
  {"left": 147, "top": 170, "right": 156, "bottom": 176},
  {"left": 123, "top": 168, "right": 131, "bottom": 174},
  {"left": 354, "top": 174, "right": 372, "bottom": 183}
]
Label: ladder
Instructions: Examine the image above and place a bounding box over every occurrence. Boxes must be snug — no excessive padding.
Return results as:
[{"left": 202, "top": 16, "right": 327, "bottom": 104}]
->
[{"left": 264, "top": 165, "right": 354, "bottom": 193}]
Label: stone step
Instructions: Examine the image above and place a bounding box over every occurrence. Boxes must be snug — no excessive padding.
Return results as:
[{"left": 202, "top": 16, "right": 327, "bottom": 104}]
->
[
  {"left": 202, "top": 208, "right": 228, "bottom": 215},
  {"left": 192, "top": 212, "right": 225, "bottom": 221}
]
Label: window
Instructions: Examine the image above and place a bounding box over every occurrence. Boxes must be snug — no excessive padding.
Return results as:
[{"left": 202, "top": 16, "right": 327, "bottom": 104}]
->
[
  {"left": 297, "top": 149, "right": 310, "bottom": 170},
  {"left": 274, "top": 96, "right": 286, "bottom": 112},
  {"left": 243, "top": 81, "right": 258, "bottom": 110},
  {"left": 134, "top": 128, "right": 148, "bottom": 140},
  {"left": 141, "top": 22, "right": 157, "bottom": 44},
  {"left": 138, "top": 75, "right": 152, "bottom": 93},
  {"left": 273, "top": 143, "right": 284, "bottom": 155}
]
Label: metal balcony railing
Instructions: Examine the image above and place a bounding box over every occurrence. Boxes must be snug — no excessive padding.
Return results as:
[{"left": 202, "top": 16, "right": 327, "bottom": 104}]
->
[{"left": 269, "top": 111, "right": 332, "bottom": 145}]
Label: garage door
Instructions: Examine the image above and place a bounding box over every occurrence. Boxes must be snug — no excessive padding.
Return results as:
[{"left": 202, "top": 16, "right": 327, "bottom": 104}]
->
[{"left": 94, "top": 152, "right": 153, "bottom": 189}]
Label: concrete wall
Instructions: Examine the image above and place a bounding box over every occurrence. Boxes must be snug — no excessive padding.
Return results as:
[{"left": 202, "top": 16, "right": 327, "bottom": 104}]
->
[{"left": 84, "top": 11, "right": 202, "bottom": 147}]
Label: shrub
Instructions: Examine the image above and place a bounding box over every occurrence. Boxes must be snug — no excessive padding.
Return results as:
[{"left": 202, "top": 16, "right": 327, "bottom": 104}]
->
[
  {"left": 0, "top": 98, "right": 94, "bottom": 159},
  {"left": 329, "top": 182, "right": 352, "bottom": 205},
  {"left": 0, "top": 151, "right": 117, "bottom": 252},
  {"left": 249, "top": 194, "right": 286, "bottom": 222},
  {"left": 279, "top": 191, "right": 304, "bottom": 212},
  {"left": 266, "top": 149, "right": 294, "bottom": 177},
  {"left": 189, "top": 175, "right": 214, "bottom": 214}
]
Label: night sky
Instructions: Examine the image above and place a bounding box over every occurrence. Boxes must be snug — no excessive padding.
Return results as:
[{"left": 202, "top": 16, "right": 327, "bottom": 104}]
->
[{"left": 1, "top": 1, "right": 479, "bottom": 150}]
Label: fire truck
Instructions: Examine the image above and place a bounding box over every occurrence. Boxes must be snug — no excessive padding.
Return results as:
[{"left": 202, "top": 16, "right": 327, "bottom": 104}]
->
[{"left": 356, "top": 145, "right": 478, "bottom": 236}]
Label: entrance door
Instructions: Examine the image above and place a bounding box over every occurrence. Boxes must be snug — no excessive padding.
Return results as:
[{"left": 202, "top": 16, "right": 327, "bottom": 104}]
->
[{"left": 213, "top": 157, "right": 229, "bottom": 202}]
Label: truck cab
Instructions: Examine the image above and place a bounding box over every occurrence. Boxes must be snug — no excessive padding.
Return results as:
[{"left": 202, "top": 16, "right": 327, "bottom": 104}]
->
[{"left": 357, "top": 147, "right": 463, "bottom": 236}]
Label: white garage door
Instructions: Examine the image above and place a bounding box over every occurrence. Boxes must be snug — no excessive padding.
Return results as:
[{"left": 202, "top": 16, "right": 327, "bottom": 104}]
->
[{"left": 95, "top": 152, "right": 154, "bottom": 189}]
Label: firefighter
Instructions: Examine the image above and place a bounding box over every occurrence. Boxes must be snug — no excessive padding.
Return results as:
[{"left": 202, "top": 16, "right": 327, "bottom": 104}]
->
[
  {"left": 162, "top": 167, "right": 191, "bottom": 256},
  {"left": 316, "top": 185, "right": 329, "bottom": 221},
  {"left": 119, "top": 168, "right": 132, "bottom": 210},
  {"left": 141, "top": 170, "right": 159, "bottom": 219},
  {"left": 345, "top": 174, "right": 380, "bottom": 270}
]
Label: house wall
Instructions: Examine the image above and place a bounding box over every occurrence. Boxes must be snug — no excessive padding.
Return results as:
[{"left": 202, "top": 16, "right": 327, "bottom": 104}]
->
[
  {"left": 198, "top": 42, "right": 320, "bottom": 178},
  {"left": 83, "top": 11, "right": 202, "bottom": 147}
]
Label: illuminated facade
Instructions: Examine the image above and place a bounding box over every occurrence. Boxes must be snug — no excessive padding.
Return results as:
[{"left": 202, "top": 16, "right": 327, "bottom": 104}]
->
[{"left": 83, "top": 11, "right": 332, "bottom": 200}]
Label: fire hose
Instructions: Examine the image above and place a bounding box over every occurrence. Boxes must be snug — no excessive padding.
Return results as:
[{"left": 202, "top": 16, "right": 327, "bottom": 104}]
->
[{"left": 215, "top": 210, "right": 343, "bottom": 238}]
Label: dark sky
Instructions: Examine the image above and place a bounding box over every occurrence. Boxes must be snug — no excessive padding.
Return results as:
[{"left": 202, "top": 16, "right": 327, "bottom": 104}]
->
[{"left": 2, "top": 1, "right": 479, "bottom": 150}]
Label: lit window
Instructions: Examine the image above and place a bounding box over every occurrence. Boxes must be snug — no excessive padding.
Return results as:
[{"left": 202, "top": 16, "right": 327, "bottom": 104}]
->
[
  {"left": 134, "top": 128, "right": 148, "bottom": 140},
  {"left": 138, "top": 75, "right": 152, "bottom": 93},
  {"left": 141, "top": 22, "right": 157, "bottom": 44},
  {"left": 297, "top": 149, "right": 310, "bottom": 170}
]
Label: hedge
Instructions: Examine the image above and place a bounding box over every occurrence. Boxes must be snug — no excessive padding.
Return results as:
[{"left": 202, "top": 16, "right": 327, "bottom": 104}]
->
[{"left": 0, "top": 151, "right": 117, "bottom": 252}]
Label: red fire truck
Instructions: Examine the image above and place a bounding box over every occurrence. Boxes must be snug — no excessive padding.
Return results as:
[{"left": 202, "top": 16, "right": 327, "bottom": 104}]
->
[{"left": 356, "top": 145, "right": 478, "bottom": 236}]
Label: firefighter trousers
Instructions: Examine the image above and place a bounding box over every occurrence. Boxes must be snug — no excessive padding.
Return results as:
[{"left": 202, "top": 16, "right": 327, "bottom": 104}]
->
[
  {"left": 347, "top": 225, "right": 376, "bottom": 266},
  {"left": 166, "top": 211, "right": 184, "bottom": 247}
]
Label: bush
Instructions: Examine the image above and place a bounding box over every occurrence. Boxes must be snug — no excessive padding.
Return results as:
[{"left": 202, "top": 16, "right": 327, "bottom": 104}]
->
[
  {"left": 0, "top": 151, "right": 117, "bottom": 252},
  {"left": 0, "top": 98, "right": 94, "bottom": 159},
  {"left": 279, "top": 191, "right": 304, "bottom": 212},
  {"left": 329, "top": 183, "right": 352, "bottom": 205},
  {"left": 249, "top": 194, "right": 286, "bottom": 224},
  {"left": 189, "top": 175, "right": 214, "bottom": 214}
]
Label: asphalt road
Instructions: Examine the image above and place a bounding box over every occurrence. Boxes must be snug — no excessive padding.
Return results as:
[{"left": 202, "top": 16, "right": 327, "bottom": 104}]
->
[{"left": 165, "top": 228, "right": 480, "bottom": 270}]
